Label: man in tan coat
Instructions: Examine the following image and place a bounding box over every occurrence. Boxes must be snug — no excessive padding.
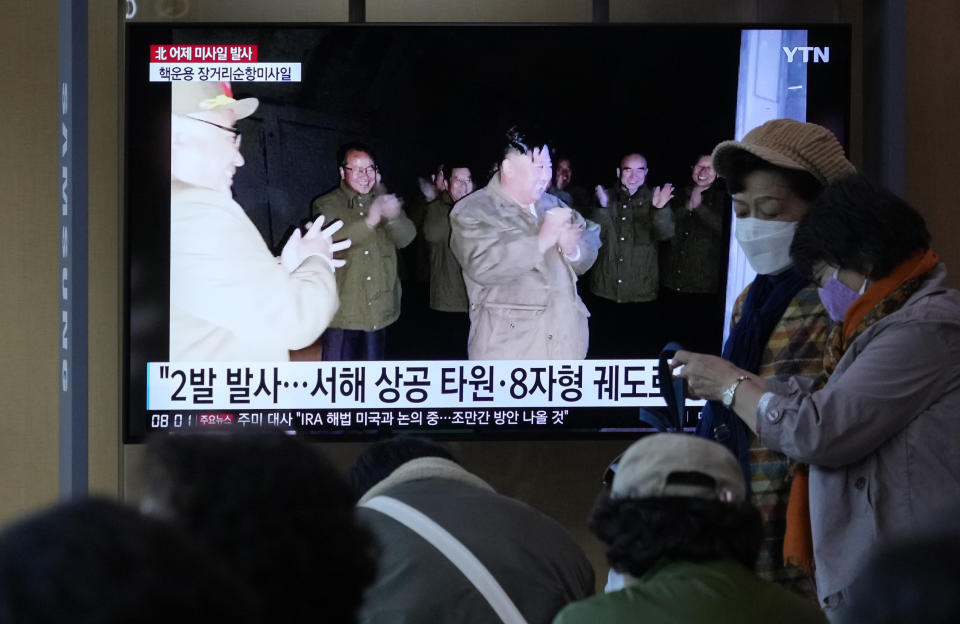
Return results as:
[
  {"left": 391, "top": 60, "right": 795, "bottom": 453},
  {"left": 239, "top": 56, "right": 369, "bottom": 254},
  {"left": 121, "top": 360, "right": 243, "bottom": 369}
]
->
[
  {"left": 450, "top": 127, "right": 600, "bottom": 360},
  {"left": 169, "top": 81, "right": 347, "bottom": 361}
]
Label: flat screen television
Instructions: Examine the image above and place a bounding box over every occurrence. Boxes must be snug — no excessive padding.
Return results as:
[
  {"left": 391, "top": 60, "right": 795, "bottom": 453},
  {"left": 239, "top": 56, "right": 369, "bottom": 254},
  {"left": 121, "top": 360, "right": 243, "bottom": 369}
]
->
[{"left": 124, "top": 22, "right": 851, "bottom": 441}]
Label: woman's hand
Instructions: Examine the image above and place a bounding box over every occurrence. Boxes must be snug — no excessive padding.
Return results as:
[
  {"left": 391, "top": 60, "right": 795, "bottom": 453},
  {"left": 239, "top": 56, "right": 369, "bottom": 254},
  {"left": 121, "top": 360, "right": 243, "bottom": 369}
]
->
[{"left": 670, "top": 350, "right": 752, "bottom": 402}]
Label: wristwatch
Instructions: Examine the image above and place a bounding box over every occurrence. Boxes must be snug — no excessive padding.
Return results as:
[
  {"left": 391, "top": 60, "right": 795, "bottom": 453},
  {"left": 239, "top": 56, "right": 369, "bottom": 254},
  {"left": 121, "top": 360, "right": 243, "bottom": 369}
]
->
[{"left": 721, "top": 375, "right": 748, "bottom": 408}]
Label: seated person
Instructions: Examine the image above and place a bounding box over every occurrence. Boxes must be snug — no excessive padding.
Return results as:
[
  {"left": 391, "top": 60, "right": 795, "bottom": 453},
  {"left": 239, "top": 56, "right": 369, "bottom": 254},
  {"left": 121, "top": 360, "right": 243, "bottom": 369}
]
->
[
  {"left": 139, "top": 432, "right": 378, "bottom": 624},
  {"left": 841, "top": 530, "right": 960, "bottom": 624},
  {"left": 0, "top": 497, "right": 260, "bottom": 624},
  {"left": 352, "top": 436, "right": 595, "bottom": 624},
  {"left": 553, "top": 434, "right": 826, "bottom": 624}
]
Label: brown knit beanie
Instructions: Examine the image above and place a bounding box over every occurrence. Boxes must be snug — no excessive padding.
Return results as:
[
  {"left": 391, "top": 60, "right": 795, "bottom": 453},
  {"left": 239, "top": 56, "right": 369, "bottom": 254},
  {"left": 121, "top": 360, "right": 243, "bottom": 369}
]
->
[{"left": 712, "top": 119, "right": 855, "bottom": 186}]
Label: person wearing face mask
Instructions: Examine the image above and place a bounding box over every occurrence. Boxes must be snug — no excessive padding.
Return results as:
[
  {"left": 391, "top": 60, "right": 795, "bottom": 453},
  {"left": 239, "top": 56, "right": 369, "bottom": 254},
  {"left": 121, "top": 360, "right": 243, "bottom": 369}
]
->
[
  {"left": 671, "top": 174, "right": 960, "bottom": 622},
  {"left": 681, "top": 120, "right": 856, "bottom": 603}
]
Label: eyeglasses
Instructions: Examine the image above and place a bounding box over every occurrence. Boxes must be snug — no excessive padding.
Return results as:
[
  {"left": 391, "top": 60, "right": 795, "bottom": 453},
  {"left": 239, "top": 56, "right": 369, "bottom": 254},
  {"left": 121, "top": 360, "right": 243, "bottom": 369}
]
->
[
  {"left": 187, "top": 116, "right": 242, "bottom": 148},
  {"left": 343, "top": 165, "right": 378, "bottom": 177}
]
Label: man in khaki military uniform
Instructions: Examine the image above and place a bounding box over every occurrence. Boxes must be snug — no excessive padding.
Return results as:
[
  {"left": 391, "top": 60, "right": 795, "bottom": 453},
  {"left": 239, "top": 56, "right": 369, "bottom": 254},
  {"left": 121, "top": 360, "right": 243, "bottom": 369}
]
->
[
  {"left": 450, "top": 128, "right": 599, "bottom": 360},
  {"left": 312, "top": 144, "right": 416, "bottom": 360}
]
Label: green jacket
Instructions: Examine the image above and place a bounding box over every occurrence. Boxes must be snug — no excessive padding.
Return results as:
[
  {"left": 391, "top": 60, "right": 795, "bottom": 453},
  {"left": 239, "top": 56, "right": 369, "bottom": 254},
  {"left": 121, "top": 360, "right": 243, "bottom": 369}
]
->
[
  {"left": 311, "top": 182, "right": 416, "bottom": 331},
  {"left": 661, "top": 183, "right": 729, "bottom": 294},
  {"left": 589, "top": 184, "right": 674, "bottom": 302},
  {"left": 422, "top": 192, "right": 468, "bottom": 312},
  {"left": 553, "top": 559, "right": 827, "bottom": 624}
]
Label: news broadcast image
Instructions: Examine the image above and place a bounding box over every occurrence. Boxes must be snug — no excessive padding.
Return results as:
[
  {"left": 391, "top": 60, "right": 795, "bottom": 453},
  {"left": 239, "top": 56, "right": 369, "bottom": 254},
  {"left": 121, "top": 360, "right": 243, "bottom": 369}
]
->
[{"left": 124, "top": 24, "right": 850, "bottom": 441}]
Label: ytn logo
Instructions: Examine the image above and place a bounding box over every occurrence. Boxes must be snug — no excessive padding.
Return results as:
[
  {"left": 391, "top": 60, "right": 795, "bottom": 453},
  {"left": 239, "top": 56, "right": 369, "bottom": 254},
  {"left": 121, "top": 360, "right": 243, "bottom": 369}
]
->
[{"left": 783, "top": 47, "right": 830, "bottom": 63}]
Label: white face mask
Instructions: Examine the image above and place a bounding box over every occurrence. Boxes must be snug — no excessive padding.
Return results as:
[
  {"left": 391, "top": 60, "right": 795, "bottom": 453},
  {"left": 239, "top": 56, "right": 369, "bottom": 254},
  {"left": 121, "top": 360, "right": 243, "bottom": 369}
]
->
[{"left": 735, "top": 218, "right": 798, "bottom": 275}]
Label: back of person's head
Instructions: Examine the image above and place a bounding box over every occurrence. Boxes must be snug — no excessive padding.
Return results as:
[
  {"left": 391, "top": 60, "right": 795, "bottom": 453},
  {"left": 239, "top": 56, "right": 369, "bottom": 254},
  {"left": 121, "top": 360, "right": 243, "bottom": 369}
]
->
[
  {"left": 591, "top": 434, "right": 762, "bottom": 579},
  {"left": 790, "top": 174, "right": 932, "bottom": 281},
  {"left": 842, "top": 534, "right": 960, "bottom": 624},
  {"left": 0, "top": 497, "right": 259, "bottom": 624},
  {"left": 711, "top": 118, "right": 855, "bottom": 201},
  {"left": 140, "top": 432, "right": 378, "bottom": 624},
  {"left": 349, "top": 436, "right": 458, "bottom": 499}
]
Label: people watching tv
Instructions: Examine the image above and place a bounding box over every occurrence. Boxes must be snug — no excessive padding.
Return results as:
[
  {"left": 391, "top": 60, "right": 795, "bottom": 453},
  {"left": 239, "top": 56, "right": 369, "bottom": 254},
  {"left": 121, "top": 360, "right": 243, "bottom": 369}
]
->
[
  {"left": 840, "top": 529, "right": 960, "bottom": 624},
  {"left": 313, "top": 143, "right": 416, "bottom": 360},
  {"left": 352, "top": 436, "right": 595, "bottom": 624},
  {"left": 684, "top": 119, "right": 856, "bottom": 601},
  {"left": 672, "top": 174, "right": 960, "bottom": 619},
  {"left": 450, "top": 126, "right": 600, "bottom": 360},
  {"left": 553, "top": 434, "right": 826, "bottom": 624},
  {"left": 169, "top": 80, "right": 348, "bottom": 361},
  {"left": 0, "top": 498, "right": 261, "bottom": 624},
  {"left": 139, "top": 432, "right": 378, "bottom": 624}
]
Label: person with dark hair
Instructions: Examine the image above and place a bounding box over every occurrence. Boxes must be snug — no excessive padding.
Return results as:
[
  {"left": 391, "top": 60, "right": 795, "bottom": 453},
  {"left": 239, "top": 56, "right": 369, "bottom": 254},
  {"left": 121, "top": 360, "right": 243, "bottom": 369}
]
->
[
  {"left": 404, "top": 161, "right": 447, "bottom": 283},
  {"left": 546, "top": 156, "right": 575, "bottom": 208},
  {"left": 312, "top": 143, "right": 417, "bottom": 360},
  {"left": 450, "top": 126, "right": 600, "bottom": 360},
  {"left": 417, "top": 163, "right": 473, "bottom": 357},
  {"left": 0, "top": 497, "right": 261, "bottom": 624},
  {"left": 139, "top": 432, "right": 379, "bottom": 624},
  {"left": 841, "top": 532, "right": 960, "bottom": 624},
  {"left": 423, "top": 163, "right": 473, "bottom": 314},
  {"left": 554, "top": 434, "right": 826, "bottom": 624},
  {"left": 546, "top": 156, "right": 590, "bottom": 215},
  {"left": 672, "top": 174, "right": 960, "bottom": 621},
  {"left": 678, "top": 119, "right": 857, "bottom": 602},
  {"left": 353, "top": 436, "right": 595, "bottom": 624},
  {"left": 660, "top": 154, "right": 731, "bottom": 354},
  {"left": 349, "top": 435, "right": 458, "bottom": 499},
  {"left": 169, "top": 80, "right": 348, "bottom": 361}
]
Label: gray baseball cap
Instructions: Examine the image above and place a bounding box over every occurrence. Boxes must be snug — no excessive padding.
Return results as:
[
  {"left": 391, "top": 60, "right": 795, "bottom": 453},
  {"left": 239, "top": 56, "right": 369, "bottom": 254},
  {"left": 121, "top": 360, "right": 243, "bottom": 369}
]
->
[{"left": 610, "top": 433, "right": 745, "bottom": 503}]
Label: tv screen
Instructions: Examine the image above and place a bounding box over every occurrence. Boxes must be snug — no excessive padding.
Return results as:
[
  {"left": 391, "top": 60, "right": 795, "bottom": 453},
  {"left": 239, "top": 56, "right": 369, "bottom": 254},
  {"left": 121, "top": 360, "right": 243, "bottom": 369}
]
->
[{"left": 124, "top": 23, "right": 850, "bottom": 441}]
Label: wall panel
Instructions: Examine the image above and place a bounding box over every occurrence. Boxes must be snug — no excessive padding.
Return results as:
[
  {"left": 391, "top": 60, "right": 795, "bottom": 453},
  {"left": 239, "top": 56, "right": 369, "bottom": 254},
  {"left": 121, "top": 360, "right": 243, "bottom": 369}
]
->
[
  {"left": 0, "top": 1, "right": 60, "bottom": 524},
  {"left": 906, "top": 0, "right": 960, "bottom": 288}
]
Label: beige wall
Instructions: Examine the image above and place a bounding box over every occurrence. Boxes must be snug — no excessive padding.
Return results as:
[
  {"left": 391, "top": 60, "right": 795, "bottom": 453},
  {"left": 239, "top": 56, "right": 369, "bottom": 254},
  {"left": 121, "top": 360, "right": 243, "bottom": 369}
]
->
[
  {"left": 88, "top": 1, "right": 123, "bottom": 499},
  {"left": 3, "top": 0, "right": 959, "bottom": 593},
  {"left": 0, "top": 2, "right": 60, "bottom": 525}
]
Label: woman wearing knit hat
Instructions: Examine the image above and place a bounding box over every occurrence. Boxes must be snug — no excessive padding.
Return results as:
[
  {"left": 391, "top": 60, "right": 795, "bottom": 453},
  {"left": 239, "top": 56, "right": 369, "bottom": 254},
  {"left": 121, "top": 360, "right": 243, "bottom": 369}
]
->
[
  {"left": 672, "top": 174, "right": 960, "bottom": 621},
  {"left": 685, "top": 119, "right": 856, "bottom": 603}
]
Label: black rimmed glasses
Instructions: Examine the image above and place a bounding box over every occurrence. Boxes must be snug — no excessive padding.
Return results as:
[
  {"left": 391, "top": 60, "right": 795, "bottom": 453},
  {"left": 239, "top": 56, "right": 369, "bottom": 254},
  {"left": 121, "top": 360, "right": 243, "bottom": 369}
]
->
[
  {"left": 343, "top": 165, "right": 378, "bottom": 177},
  {"left": 187, "top": 116, "right": 242, "bottom": 148}
]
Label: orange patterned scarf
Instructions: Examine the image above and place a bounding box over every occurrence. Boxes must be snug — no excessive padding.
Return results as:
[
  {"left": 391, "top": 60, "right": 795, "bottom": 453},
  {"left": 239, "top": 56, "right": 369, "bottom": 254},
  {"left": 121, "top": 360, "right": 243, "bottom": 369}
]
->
[{"left": 783, "top": 249, "right": 940, "bottom": 572}]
